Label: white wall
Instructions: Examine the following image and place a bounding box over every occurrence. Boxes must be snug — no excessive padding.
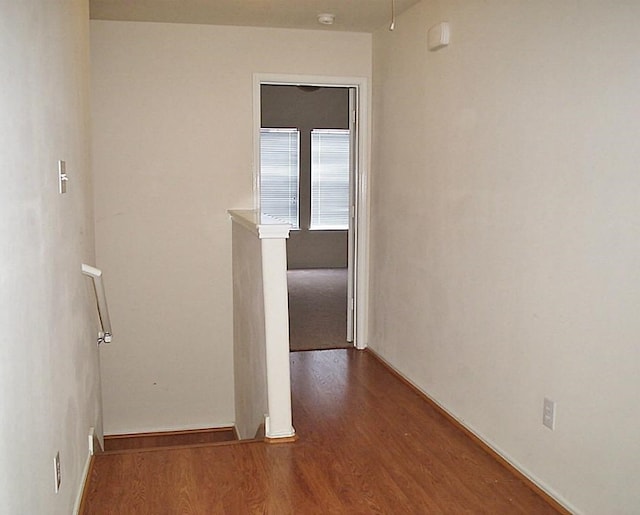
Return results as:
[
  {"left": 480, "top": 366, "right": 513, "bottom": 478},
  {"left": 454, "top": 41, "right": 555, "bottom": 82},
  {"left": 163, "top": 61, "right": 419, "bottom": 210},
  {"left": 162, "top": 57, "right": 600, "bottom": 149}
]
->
[
  {"left": 0, "top": 1, "right": 101, "bottom": 513},
  {"left": 370, "top": 1, "right": 640, "bottom": 513},
  {"left": 90, "top": 20, "right": 371, "bottom": 434}
]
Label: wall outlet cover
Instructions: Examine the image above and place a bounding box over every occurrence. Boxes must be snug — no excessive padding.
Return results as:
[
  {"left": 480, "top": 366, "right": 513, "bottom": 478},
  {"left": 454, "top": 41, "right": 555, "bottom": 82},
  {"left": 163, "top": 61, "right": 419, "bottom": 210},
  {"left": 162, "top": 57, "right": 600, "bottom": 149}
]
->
[
  {"left": 543, "top": 397, "right": 556, "bottom": 431},
  {"left": 428, "top": 22, "right": 450, "bottom": 51}
]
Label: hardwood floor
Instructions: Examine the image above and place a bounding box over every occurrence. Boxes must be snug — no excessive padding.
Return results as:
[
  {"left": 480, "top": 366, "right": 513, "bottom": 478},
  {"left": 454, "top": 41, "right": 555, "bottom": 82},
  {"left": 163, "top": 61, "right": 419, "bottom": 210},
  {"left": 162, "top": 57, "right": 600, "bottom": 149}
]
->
[{"left": 81, "top": 349, "right": 562, "bottom": 514}]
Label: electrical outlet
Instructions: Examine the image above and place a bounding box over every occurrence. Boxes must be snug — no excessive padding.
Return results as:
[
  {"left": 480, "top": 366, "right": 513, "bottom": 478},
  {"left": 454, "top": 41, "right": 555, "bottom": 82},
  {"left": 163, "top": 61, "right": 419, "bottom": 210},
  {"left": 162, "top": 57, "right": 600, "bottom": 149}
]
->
[
  {"left": 89, "top": 427, "right": 95, "bottom": 456},
  {"left": 543, "top": 397, "right": 556, "bottom": 430},
  {"left": 53, "top": 452, "right": 61, "bottom": 493}
]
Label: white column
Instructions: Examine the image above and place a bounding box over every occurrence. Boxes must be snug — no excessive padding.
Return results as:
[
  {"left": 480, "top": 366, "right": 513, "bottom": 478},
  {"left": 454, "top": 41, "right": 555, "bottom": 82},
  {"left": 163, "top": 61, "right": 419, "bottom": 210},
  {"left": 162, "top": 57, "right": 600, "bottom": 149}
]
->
[
  {"left": 260, "top": 236, "right": 295, "bottom": 439},
  {"left": 228, "top": 210, "right": 295, "bottom": 440}
]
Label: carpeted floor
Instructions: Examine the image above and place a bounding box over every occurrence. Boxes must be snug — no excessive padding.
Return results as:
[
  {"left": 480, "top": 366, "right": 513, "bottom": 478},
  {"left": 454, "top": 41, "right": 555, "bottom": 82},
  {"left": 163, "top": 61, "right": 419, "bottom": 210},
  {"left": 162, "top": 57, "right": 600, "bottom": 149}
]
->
[{"left": 287, "top": 268, "right": 350, "bottom": 351}]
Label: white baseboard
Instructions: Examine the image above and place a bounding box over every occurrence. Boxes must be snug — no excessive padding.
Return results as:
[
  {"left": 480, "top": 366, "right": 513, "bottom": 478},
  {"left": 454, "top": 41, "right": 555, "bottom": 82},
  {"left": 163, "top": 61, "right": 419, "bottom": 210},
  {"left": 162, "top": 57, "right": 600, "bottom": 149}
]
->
[{"left": 73, "top": 450, "right": 92, "bottom": 515}]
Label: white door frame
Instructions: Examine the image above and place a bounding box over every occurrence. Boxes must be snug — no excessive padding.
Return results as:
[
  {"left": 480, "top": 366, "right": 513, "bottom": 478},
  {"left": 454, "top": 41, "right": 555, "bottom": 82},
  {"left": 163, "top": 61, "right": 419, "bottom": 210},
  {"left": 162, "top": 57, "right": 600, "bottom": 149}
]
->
[
  {"left": 253, "top": 73, "right": 370, "bottom": 350},
  {"left": 346, "top": 87, "right": 357, "bottom": 343}
]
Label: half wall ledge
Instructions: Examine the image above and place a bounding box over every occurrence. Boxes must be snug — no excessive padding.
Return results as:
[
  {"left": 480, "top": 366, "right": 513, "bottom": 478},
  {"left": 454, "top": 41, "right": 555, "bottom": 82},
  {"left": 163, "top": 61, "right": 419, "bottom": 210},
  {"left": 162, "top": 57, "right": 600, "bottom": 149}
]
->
[
  {"left": 228, "top": 209, "right": 295, "bottom": 441},
  {"left": 228, "top": 209, "right": 291, "bottom": 240}
]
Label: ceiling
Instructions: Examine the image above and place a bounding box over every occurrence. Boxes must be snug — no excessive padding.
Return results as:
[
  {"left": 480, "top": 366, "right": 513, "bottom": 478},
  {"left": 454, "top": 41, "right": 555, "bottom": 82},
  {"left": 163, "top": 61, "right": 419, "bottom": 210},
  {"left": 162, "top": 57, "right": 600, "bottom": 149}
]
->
[{"left": 89, "top": 0, "right": 421, "bottom": 33}]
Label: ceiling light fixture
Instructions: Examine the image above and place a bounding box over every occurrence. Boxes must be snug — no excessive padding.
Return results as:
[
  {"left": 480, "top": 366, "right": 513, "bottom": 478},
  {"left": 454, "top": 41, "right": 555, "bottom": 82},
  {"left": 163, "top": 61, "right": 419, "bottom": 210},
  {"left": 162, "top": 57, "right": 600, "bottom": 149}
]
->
[{"left": 317, "top": 13, "right": 335, "bottom": 25}]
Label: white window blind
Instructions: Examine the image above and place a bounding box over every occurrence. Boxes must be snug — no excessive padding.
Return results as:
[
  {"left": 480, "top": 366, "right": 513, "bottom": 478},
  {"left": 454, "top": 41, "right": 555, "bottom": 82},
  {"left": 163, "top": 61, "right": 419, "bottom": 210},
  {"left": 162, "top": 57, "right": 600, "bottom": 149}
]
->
[
  {"left": 260, "top": 128, "right": 300, "bottom": 228},
  {"left": 310, "top": 129, "right": 350, "bottom": 230}
]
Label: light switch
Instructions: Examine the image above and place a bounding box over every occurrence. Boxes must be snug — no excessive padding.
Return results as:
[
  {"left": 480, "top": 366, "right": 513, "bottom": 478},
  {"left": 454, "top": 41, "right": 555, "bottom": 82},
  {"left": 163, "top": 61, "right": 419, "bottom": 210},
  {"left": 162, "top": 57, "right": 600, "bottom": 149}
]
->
[{"left": 58, "top": 160, "right": 68, "bottom": 194}]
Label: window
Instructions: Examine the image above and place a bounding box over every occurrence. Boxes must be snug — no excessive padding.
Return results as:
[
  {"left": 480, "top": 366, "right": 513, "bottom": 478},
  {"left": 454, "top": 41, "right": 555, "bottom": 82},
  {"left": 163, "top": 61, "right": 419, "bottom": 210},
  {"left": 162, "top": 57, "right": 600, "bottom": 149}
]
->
[
  {"left": 310, "top": 129, "right": 350, "bottom": 230},
  {"left": 260, "top": 128, "right": 299, "bottom": 228}
]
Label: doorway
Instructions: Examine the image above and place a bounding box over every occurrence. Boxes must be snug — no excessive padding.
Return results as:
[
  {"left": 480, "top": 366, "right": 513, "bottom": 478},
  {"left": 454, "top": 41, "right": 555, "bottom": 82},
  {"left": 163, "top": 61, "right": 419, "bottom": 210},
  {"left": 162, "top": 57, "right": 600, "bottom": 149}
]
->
[{"left": 253, "top": 74, "right": 369, "bottom": 350}]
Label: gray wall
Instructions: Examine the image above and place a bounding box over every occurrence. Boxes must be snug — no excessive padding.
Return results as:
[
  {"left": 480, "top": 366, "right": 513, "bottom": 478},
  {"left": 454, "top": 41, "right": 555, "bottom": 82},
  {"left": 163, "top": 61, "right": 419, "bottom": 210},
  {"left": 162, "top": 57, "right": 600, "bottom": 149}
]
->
[{"left": 261, "top": 85, "right": 349, "bottom": 269}]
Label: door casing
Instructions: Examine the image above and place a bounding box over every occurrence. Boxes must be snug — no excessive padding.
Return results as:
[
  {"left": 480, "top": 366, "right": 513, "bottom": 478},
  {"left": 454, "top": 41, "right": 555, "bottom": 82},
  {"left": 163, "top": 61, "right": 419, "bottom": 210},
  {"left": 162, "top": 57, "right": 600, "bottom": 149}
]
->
[{"left": 252, "top": 73, "right": 370, "bottom": 349}]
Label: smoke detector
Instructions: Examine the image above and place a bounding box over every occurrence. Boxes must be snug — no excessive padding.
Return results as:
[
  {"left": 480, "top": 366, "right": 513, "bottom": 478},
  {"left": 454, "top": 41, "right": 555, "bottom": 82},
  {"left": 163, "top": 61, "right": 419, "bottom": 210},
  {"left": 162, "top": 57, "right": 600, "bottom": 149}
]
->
[{"left": 317, "top": 13, "right": 335, "bottom": 25}]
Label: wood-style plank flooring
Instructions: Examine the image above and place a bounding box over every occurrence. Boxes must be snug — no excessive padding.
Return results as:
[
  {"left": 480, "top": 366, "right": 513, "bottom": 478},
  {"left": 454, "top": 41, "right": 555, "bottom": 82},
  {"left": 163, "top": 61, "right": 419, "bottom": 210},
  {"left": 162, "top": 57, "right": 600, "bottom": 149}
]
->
[{"left": 81, "top": 349, "right": 560, "bottom": 514}]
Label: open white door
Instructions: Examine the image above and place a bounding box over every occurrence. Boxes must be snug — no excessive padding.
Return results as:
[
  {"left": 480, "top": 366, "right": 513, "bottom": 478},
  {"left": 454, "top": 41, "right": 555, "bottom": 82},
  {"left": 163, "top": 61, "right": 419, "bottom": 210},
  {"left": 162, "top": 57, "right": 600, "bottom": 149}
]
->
[
  {"left": 346, "top": 88, "right": 357, "bottom": 343},
  {"left": 253, "top": 74, "right": 369, "bottom": 349}
]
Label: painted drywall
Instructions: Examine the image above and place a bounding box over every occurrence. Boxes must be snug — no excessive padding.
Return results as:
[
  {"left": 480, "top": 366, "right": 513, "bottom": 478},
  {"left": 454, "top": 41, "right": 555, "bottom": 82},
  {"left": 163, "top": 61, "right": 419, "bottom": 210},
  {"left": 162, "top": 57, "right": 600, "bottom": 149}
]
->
[
  {"left": 231, "top": 220, "right": 268, "bottom": 439},
  {"left": 90, "top": 20, "right": 371, "bottom": 434},
  {"left": 0, "top": 1, "right": 102, "bottom": 513},
  {"left": 261, "top": 85, "right": 349, "bottom": 269},
  {"left": 370, "top": 1, "right": 640, "bottom": 513}
]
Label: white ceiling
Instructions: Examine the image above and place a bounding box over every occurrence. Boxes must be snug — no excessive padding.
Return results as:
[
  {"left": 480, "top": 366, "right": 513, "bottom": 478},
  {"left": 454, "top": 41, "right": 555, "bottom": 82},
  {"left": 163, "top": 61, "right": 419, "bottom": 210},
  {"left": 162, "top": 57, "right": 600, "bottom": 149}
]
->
[{"left": 89, "top": 0, "right": 421, "bottom": 33}]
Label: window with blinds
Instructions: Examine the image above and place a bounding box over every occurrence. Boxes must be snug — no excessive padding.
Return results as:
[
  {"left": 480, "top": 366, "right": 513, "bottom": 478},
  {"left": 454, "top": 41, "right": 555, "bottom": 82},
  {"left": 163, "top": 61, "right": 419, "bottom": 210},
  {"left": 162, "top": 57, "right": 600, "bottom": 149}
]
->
[
  {"left": 259, "top": 128, "right": 300, "bottom": 228},
  {"left": 310, "top": 129, "right": 350, "bottom": 230}
]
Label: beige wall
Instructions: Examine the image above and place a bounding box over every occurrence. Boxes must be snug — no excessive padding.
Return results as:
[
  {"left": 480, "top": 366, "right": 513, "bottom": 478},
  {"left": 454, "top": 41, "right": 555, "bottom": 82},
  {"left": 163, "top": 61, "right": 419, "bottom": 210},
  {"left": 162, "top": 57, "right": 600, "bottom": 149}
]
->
[
  {"left": 231, "top": 221, "right": 268, "bottom": 440},
  {"left": 0, "top": 1, "right": 101, "bottom": 512},
  {"left": 90, "top": 20, "right": 371, "bottom": 434},
  {"left": 370, "top": 1, "right": 640, "bottom": 513}
]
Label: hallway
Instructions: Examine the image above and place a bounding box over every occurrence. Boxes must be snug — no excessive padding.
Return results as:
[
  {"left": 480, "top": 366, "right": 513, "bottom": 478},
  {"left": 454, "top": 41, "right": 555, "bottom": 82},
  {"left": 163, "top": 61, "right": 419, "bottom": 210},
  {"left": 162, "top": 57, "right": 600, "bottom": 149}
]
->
[{"left": 81, "top": 349, "right": 561, "bottom": 514}]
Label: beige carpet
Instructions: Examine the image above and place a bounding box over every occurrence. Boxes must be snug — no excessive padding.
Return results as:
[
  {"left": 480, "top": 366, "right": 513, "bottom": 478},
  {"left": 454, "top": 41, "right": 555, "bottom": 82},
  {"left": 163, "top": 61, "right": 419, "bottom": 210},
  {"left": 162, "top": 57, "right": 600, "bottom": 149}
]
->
[{"left": 287, "top": 268, "right": 350, "bottom": 351}]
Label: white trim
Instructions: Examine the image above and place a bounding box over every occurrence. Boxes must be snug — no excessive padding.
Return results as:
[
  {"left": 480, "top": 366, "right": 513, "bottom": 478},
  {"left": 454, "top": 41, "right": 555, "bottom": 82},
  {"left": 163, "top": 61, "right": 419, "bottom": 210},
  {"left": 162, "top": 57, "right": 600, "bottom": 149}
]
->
[
  {"left": 228, "top": 209, "right": 291, "bottom": 239},
  {"left": 253, "top": 73, "right": 370, "bottom": 349},
  {"left": 229, "top": 209, "right": 260, "bottom": 236},
  {"left": 265, "top": 415, "right": 296, "bottom": 440},
  {"left": 72, "top": 450, "right": 92, "bottom": 515},
  {"left": 257, "top": 218, "right": 292, "bottom": 239},
  {"left": 260, "top": 236, "right": 296, "bottom": 440}
]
